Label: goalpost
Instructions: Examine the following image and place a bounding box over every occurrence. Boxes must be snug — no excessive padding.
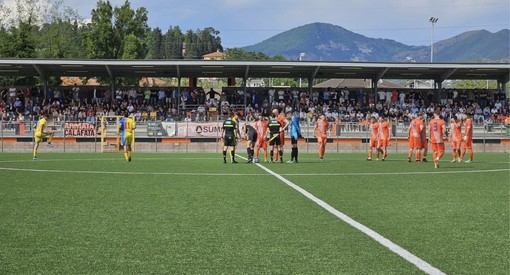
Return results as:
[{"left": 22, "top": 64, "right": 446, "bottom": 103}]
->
[{"left": 99, "top": 116, "right": 135, "bottom": 153}]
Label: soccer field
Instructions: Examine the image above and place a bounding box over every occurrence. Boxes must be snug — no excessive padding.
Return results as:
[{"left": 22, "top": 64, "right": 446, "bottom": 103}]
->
[{"left": 0, "top": 152, "right": 508, "bottom": 274}]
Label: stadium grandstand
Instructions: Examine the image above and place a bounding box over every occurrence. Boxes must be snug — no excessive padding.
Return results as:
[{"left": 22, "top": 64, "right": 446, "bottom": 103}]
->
[{"left": 0, "top": 59, "right": 509, "bottom": 153}]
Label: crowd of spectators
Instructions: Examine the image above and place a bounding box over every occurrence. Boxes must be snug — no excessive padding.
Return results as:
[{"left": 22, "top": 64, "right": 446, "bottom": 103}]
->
[{"left": 1, "top": 84, "right": 509, "bottom": 130}]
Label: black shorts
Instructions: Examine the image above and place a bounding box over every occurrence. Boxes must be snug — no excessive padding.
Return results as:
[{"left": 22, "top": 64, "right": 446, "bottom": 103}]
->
[
  {"left": 247, "top": 131, "right": 258, "bottom": 143},
  {"left": 269, "top": 135, "right": 281, "bottom": 146},
  {"left": 291, "top": 136, "right": 298, "bottom": 145},
  {"left": 224, "top": 135, "right": 237, "bottom": 147}
]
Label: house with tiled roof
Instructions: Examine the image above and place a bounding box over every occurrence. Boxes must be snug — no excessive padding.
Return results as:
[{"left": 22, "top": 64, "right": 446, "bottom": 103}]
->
[{"left": 203, "top": 50, "right": 225, "bottom": 60}]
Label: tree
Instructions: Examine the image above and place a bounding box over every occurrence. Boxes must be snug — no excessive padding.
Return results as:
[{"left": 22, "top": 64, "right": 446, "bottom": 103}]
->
[
  {"left": 85, "top": 0, "right": 115, "bottom": 59},
  {"left": 224, "top": 48, "right": 285, "bottom": 61},
  {"left": 112, "top": 0, "right": 148, "bottom": 59},
  {"left": 85, "top": 0, "right": 148, "bottom": 59},
  {"left": 146, "top": 27, "right": 163, "bottom": 59},
  {"left": 453, "top": 80, "right": 498, "bottom": 89},
  {"left": 162, "top": 26, "right": 184, "bottom": 59}
]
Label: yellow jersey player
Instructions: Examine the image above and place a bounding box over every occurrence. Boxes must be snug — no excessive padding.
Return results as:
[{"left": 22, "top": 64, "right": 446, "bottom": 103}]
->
[
  {"left": 119, "top": 112, "right": 136, "bottom": 162},
  {"left": 33, "top": 112, "right": 54, "bottom": 160}
]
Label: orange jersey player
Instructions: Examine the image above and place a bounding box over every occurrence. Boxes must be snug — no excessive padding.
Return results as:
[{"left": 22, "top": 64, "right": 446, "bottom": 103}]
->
[
  {"left": 460, "top": 113, "right": 474, "bottom": 163},
  {"left": 314, "top": 114, "right": 329, "bottom": 161},
  {"left": 428, "top": 112, "right": 446, "bottom": 169},
  {"left": 254, "top": 116, "right": 269, "bottom": 162},
  {"left": 407, "top": 114, "right": 424, "bottom": 162},
  {"left": 449, "top": 117, "right": 462, "bottom": 163},
  {"left": 420, "top": 116, "right": 429, "bottom": 162},
  {"left": 367, "top": 117, "right": 379, "bottom": 160},
  {"left": 377, "top": 117, "right": 390, "bottom": 161}
]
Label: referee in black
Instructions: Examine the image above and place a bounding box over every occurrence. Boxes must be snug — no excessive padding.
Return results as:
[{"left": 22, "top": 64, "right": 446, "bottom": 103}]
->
[
  {"left": 221, "top": 112, "right": 239, "bottom": 163},
  {"left": 267, "top": 113, "right": 283, "bottom": 163},
  {"left": 243, "top": 122, "right": 258, "bottom": 163}
]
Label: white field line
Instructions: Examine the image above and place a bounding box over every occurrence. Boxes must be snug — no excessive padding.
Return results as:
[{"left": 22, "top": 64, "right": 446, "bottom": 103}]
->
[
  {"left": 238, "top": 155, "right": 446, "bottom": 275},
  {"left": 0, "top": 162, "right": 507, "bottom": 177},
  {"left": 0, "top": 167, "right": 264, "bottom": 176}
]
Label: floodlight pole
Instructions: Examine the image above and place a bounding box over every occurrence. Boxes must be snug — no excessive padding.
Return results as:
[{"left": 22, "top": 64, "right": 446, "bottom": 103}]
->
[
  {"left": 299, "top": 53, "right": 305, "bottom": 87},
  {"left": 429, "top": 17, "right": 438, "bottom": 63}
]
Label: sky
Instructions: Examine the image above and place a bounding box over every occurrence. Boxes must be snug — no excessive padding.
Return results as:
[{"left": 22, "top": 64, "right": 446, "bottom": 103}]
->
[{"left": 3, "top": 0, "right": 510, "bottom": 50}]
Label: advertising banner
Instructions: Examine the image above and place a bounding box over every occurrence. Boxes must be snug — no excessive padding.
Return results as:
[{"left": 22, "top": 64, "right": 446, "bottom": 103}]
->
[
  {"left": 161, "top": 122, "right": 177, "bottom": 137},
  {"left": 64, "top": 122, "right": 96, "bottom": 137},
  {"left": 176, "top": 122, "right": 222, "bottom": 137}
]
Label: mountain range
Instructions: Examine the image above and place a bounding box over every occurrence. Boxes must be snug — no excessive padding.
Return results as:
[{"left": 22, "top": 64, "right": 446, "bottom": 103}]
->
[{"left": 243, "top": 22, "right": 509, "bottom": 63}]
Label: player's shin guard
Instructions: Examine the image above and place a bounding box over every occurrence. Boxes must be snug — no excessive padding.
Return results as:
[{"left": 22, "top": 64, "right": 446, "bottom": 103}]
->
[
  {"left": 278, "top": 150, "right": 283, "bottom": 162},
  {"left": 270, "top": 150, "right": 274, "bottom": 161},
  {"left": 231, "top": 150, "right": 235, "bottom": 161},
  {"left": 223, "top": 150, "right": 227, "bottom": 162},
  {"left": 291, "top": 147, "right": 296, "bottom": 161}
]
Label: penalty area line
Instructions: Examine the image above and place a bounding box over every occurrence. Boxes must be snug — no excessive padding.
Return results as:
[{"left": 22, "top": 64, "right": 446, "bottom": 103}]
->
[{"left": 238, "top": 155, "right": 446, "bottom": 275}]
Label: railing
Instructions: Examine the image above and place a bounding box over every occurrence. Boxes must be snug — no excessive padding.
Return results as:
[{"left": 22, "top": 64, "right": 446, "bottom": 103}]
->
[{"left": 1, "top": 116, "right": 509, "bottom": 153}]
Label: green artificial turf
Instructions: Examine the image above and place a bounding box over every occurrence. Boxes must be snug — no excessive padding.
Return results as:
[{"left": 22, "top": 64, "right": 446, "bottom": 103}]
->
[{"left": 0, "top": 152, "right": 508, "bottom": 274}]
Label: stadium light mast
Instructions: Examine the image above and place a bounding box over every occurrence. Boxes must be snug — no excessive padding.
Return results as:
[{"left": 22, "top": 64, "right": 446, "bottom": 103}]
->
[
  {"left": 429, "top": 17, "right": 438, "bottom": 63},
  {"left": 299, "top": 53, "right": 305, "bottom": 87}
]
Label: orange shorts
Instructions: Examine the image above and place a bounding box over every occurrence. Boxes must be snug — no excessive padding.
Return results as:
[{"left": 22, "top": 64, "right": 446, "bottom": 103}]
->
[
  {"left": 431, "top": 143, "right": 445, "bottom": 152},
  {"left": 421, "top": 139, "right": 428, "bottom": 149},
  {"left": 377, "top": 139, "right": 389, "bottom": 148},
  {"left": 369, "top": 139, "right": 377, "bottom": 148},
  {"left": 317, "top": 136, "right": 327, "bottom": 146},
  {"left": 451, "top": 140, "right": 461, "bottom": 150},
  {"left": 256, "top": 138, "right": 267, "bottom": 149},
  {"left": 280, "top": 132, "right": 285, "bottom": 145},
  {"left": 408, "top": 137, "right": 422, "bottom": 149},
  {"left": 462, "top": 139, "right": 472, "bottom": 149}
]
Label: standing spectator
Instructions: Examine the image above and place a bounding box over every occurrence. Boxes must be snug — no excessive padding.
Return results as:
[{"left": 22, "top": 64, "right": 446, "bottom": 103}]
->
[
  {"left": 128, "top": 87, "right": 137, "bottom": 102},
  {"left": 268, "top": 88, "right": 275, "bottom": 103},
  {"left": 377, "top": 89, "right": 386, "bottom": 104},
  {"left": 72, "top": 84, "right": 80, "bottom": 103},
  {"left": 385, "top": 90, "right": 392, "bottom": 107},
  {"left": 157, "top": 88, "right": 166, "bottom": 107},
  {"left": 206, "top": 88, "right": 220, "bottom": 100},
  {"left": 143, "top": 88, "right": 151, "bottom": 104},
  {"left": 399, "top": 90, "right": 406, "bottom": 107},
  {"left": 150, "top": 88, "right": 157, "bottom": 106}
]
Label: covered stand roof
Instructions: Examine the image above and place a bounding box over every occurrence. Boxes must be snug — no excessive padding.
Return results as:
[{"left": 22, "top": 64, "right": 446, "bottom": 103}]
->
[
  {"left": 0, "top": 59, "right": 508, "bottom": 83},
  {"left": 313, "top": 78, "right": 404, "bottom": 89}
]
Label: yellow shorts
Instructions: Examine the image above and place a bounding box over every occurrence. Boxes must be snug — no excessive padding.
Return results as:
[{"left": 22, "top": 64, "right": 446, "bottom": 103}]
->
[
  {"left": 35, "top": 133, "right": 50, "bottom": 143},
  {"left": 124, "top": 134, "right": 133, "bottom": 148}
]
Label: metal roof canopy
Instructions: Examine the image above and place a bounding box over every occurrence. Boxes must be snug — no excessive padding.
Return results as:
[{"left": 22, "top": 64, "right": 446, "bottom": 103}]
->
[{"left": 0, "top": 59, "right": 508, "bottom": 83}]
